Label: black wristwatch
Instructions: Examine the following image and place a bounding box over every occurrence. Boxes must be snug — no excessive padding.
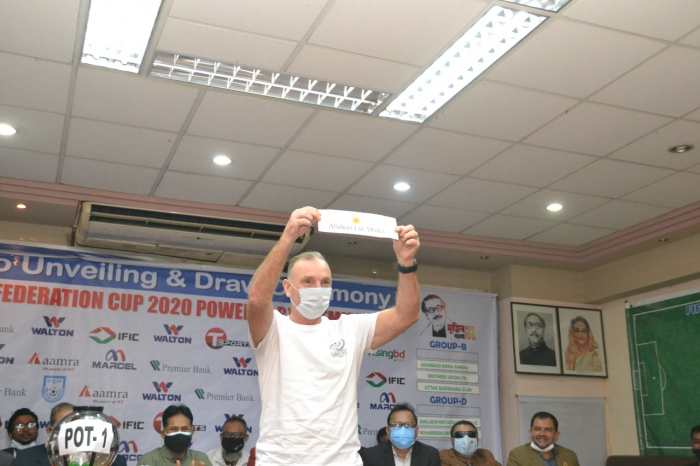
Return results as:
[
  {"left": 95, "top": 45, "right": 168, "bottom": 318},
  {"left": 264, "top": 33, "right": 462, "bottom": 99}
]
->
[{"left": 396, "top": 257, "right": 418, "bottom": 274}]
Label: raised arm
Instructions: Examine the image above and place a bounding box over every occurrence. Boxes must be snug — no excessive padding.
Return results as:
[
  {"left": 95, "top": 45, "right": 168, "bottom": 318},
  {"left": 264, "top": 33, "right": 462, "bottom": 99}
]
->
[
  {"left": 247, "top": 206, "right": 321, "bottom": 346},
  {"left": 371, "top": 225, "right": 420, "bottom": 349}
]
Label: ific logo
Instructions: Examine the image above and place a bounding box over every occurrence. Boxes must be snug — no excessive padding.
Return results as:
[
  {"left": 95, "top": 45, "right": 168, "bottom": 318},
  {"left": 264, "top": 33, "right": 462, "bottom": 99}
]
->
[
  {"left": 89, "top": 327, "right": 116, "bottom": 344},
  {"left": 365, "top": 372, "right": 387, "bottom": 387}
]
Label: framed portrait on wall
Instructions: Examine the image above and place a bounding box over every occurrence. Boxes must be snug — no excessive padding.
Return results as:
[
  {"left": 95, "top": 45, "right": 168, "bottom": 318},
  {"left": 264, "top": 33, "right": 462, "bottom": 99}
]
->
[
  {"left": 558, "top": 307, "right": 608, "bottom": 377},
  {"left": 511, "top": 303, "right": 562, "bottom": 375}
]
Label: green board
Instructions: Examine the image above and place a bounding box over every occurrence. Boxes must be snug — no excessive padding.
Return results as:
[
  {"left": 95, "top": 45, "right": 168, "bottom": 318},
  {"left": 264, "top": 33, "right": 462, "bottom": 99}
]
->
[{"left": 626, "top": 291, "right": 700, "bottom": 457}]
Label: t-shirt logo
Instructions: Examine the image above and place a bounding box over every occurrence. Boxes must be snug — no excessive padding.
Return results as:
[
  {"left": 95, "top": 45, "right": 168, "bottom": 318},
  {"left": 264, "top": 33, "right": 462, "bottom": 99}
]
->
[{"left": 330, "top": 339, "right": 347, "bottom": 358}]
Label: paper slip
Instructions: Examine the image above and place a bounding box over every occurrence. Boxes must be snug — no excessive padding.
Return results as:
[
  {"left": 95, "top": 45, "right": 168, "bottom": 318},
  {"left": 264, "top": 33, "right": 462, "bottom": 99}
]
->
[{"left": 318, "top": 210, "right": 398, "bottom": 240}]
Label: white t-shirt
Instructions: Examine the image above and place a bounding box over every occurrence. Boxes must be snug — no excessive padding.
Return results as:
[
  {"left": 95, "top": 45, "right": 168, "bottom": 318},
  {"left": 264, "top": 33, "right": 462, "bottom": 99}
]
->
[{"left": 251, "top": 310, "right": 378, "bottom": 466}]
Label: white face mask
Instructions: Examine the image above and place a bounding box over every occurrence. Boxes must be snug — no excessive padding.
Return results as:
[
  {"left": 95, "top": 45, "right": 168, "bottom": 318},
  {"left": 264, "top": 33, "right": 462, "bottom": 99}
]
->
[
  {"left": 530, "top": 441, "right": 554, "bottom": 453},
  {"left": 454, "top": 436, "right": 478, "bottom": 457},
  {"left": 11, "top": 439, "right": 36, "bottom": 450},
  {"left": 289, "top": 283, "right": 331, "bottom": 320}
]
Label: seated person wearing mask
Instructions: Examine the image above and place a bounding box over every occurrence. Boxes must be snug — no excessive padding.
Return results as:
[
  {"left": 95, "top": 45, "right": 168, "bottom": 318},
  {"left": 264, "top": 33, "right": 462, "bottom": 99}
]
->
[
  {"left": 137, "top": 405, "right": 211, "bottom": 466},
  {"left": 360, "top": 403, "right": 439, "bottom": 466},
  {"left": 206, "top": 416, "right": 253, "bottom": 466},
  {"left": 4, "top": 409, "right": 39, "bottom": 456},
  {"left": 506, "top": 412, "right": 579, "bottom": 466},
  {"left": 439, "top": 421, "right": 500, "bottom": 466}
]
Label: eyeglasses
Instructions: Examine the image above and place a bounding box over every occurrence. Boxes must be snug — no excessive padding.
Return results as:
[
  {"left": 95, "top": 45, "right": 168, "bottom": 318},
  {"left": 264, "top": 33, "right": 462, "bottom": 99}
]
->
[
  {"left": 453, "top": 431, "right": 478, "bottom": 439},
  {"left": 388, "top": 422, "right": 416, "bottom": 429},
  {"left": 221, "top": 432, "right": 245, "bottom": 439},
  {"left": 573, "top": 329, "right": 589, "bottom": 334},
  {"left": 423, "top": 305, "right": 445, "bottom": 315},
  {"left": 525, "top": 322, "right": 543, "bottom": 330},
  {"left": 164, "top": 427, "right": 193, "bottom": 434},
  {"left": 14, "top": 423, "right": 38, "bottom": 431}
]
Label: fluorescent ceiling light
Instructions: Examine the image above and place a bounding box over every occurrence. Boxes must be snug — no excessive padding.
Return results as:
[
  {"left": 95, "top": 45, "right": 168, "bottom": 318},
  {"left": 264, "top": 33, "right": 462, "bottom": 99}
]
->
[
  {"left": 380, "top": 6, "right": 547, "bottom": 123},
  {"left": 0, "top": 124, "right": 17, "bottom": 136},
  {"left": 501, "top": 0, "right": 572, "bottom": 13},
  {"left": 213, "top": 155, "right": 232, "bottom": 166},
  {"left": 547, "top": 203, "right": 562, "bottom": 212},
  {"left": 150, "top": 51, "right": 389, "bottom": 115},
  {"left": 394, "top": 182, "right": 411, "bottom": 192},
  {"left": 16, "top": 204, "right": 27, "bottom": 210},
  {"left": 81, "top": 0, "right": 162, "bottom": 73}
]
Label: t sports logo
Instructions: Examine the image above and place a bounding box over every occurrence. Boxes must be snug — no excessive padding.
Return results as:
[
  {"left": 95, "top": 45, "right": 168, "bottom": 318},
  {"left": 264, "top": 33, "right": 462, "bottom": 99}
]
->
[
  {"left": 153, "top": 412, "right": 164, "bottom": 433},
  {"left": 31, "top": 316, "right": 73, "bottom": 337},
  {"left": 365, "top": 372, "right": 406, "bottom": 388},
  {"left": 92, "top": 350, "right": 137, "bottom": 370},
  {"left": 142, "top": 382, "right": 181, "bottom": 401},
  {"left": 118, "top": 441, "right": 142, "bottom": 462},
  {"left": 205, "top": 328, "right": 250, "bottom": 349},
  {"left": 370, "top": 392, "right": 396, "bottom": 411},
  {"left": 153, "top": 325, "right": 191, "bottom": 344},
  {"left": 89, "top": 327, "right": 139, "bottom": 344},
  {"left": 223, "top": 357, "right": 258, "bottom": 376},
  {"left": 0, "top": 344, "right": 14, "bottom": 365}
]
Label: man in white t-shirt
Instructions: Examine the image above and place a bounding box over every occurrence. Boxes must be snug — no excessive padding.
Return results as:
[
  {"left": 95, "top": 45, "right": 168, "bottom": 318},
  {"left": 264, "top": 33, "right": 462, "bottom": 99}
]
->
[{"left": 247, "top": 206, "right": 421, "bottom": 466}]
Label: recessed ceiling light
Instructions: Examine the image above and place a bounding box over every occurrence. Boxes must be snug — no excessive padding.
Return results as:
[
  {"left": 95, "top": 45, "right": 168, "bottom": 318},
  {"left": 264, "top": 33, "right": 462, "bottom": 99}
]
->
[
  {"left": 658, "top": 238, "right": 668, "bottom": 243},
  {"left": 668, "top": 144, "right": 694, "bottom": 154},
  {"left": 502, "top": 0, "right": 572, "bottom": 12},
  {"left": 16, "top": 204, "right": 27, "bottom": 209},
  {"left": 394, "top": 182, "right": 411, "bottom": 192},
  {"left": 0, "top": 124, "right": 17, "bottom": 136},
  {"left": 480, "top": 255, "right": 489, "bottom": 260},
  {"left": 380, "top": 5, "right": 547, "bottom": 123},
  {"left": 347, "top": 241, "right": 357, "bottom": 245},
  {"left": 81, "top": 0, "right": 162, "bottom": 73},
  {"left": 547, "top": 203, "right": 563, "bottom": 212},
  {"left": 213, "top": 155, "right": 232, "bottom": 166}
]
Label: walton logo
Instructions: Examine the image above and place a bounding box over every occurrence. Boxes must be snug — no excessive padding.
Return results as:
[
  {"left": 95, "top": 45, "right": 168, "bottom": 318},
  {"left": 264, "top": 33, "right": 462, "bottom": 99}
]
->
[
  {"left": 119, "top": 441, "right": 142, "bottom": 462},
  {"left": 223, "top": 357, "right": 258, "bottom": 376},
  {"left": 31, "top": 317, "right": 73, "bottom": 337},
  {"left": 89, "top": 327, "right": 116, "bottom": 344},
  {"left": 214, "top": 414, "right": 252, "bottom": 434},
  {"left": 0, "top": 344, "right": 13, "bottom": 365},
  {"left": 154, "top": 325, "right": 191, "bottom": 344},
  {"left": 370, "top": 392, "right": 396, "bottom": 411},
  {"left": 142, "top": 382, "right": 180, "bottom": 402},
  {"left": 365, "top": 372, "right": 405, "bottom": 387},
  {"left": 93, "top": 350, "right": 136, "bottom": 370}
]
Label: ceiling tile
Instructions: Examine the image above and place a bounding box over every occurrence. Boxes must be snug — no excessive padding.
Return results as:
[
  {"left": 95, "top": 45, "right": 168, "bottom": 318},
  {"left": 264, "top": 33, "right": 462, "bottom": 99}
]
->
[
  {"left": 564, "top": 0, "right": 700, "bottom": 41},
  {"left": 548, "top": 159, "right": 674, "bottom": 198},
  {"left": 239, "top": 183, "right": 337, "bottom": 212},
  {"left": 470, "top": 144, "right": 596, "bottom": 187},
  {"left": 488, "top": 20, "right": 666, "bottom": 98},
  {"left": 308, "top": 0, "right": 487, "bottom": 65},
  {"left": 66, "top": 118, "right": 177, "bottom": 168},
  {"left": 169, "top": 135, "right": 279, "bottom": 180},
  {"left": 465, "top": 215, "right": 557, "bottom": 240},
  {"left": 155, "top": 171, "right": 252, "bottom": 205},
  {"left": 72, "top": 68, "right": 200, "bottom": 132},
  {"left": 622, "top": 172, "right": 700, "bottom": 208},
  {"left": 0, "top": 106, "right": 64, "bottom": 154},
  {"left": 0, "top": 0, "right": 79, "bottom": 62},
  {"left": 527, "top": 223, "right": 615, "bottom": 246},
  {"left": 430, "top": 81, "right": 578, "bottom": 141},
  {"left": 682, "top": 27, "right": 700, "bottom": 47},
  {"left": 0, "top": 147, "right": 58, "bottom": 183},
  {"left": 500, "top": 189, "right": 610, "bottom": 221},
  {"left": 399, "top": 205, "right": 489, "bottom": 233},
  {"left": 609, "top": 120, "right": 700, "bottom": 169},
  {"left": 0, "top": 198, "right": 77, "bottom": 227},
  {"left": 286, "top": 45, "right": 420, "bottom": 93},
  {"left": 524, "top": 102, "right": 671, "bottom": 156},
  {"left": 169, "top": 0, "right": 326, "bottom": 41},
  {"left": 61, "top": 158, "right": 159, "bottom": 195},
  {"left": 384, "top": 128, "right": 511, "bottom": 176},
  {"left": 590, "top": 47, "right": 700, "bottom": 117},
  {"left": 158, "top": 19, "right": 297, "bottom": 70},
  {"left": 290, "top": 111, "right": 416, "bottom": 162},
  {"left": 188, "top": 91, "right": 314, "bottom": 147},
  {"left": 427, "top": 178, "right": 537, "bottom": 212},
  {"left": 262, "top": 150, "right": 372, "bottom": 192},
  {"left": 568, "top": 200, "right": 672, "bottom": 230},
  {"left": 686, "top": 108, "right": 700, "bottom": 122},
  {"left": 0, "top": 53, "right": 71, "bottom": 113},
  {"left": 327, "top": 194, "right": 417, "bottom": 219},
  {"left": 347, "top": 165, "right": 459, "bottom": 203}
]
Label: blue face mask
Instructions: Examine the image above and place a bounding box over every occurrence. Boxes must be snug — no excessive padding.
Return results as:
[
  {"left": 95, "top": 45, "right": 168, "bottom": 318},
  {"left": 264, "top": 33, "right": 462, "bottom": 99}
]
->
[
  {"left": 454, "top": 436, "right": 478, "bottom": 456},
  {"left": 390, "top": 427, "right": 415, "bottom": 450}
]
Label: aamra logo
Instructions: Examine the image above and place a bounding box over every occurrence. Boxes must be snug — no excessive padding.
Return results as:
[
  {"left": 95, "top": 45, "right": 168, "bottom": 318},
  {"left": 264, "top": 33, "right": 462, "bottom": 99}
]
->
[
  {"left": 44, "top": 316, "right": 65, "bottom": 328},
  {"left": 32, "top": 317, "right": 73, "bottom": 337},
  {"left": 195, "top": 389, "right": 205, "bottom": 400},
  {"left": 366, "top": 372, "right": 387, "bottom": 387},
  {"left": 78, "top": 385, "right": 128, "bottom": 400},
  {"left": 164, "top": 324, "right": 183, "bottom": 336},
  {"left": 150, "top": 360, "right": 161, "bottom": 371},
  {"left": 89, "top": 327, "right": 116, "bottom": 344},
  {"left": 42, "top": 375, "right": 66, "bottom": 403},
  {"left": 233, "top": 357, "right": 251, "bottom": 369},
  {"left": 28, "top": 352, "right": 79, "bottom": 368},
  {"left": 29, "top": 353, "right": 41, "bottom": 365}
]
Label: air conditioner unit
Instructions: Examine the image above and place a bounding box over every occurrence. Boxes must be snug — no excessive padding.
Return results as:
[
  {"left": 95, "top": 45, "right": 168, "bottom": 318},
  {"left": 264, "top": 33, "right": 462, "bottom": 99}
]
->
[{"left": 74, "top": 203, "right": 311, "bottom": 263}]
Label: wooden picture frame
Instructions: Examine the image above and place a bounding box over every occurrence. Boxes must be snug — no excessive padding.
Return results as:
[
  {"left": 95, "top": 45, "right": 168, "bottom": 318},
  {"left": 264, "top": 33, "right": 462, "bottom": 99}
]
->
[
  {"left": 511, "top": 303, "right": 562, "bottom": 375},
  {"left": 557, "top": 307, "right": 608, "bottom": 378}
]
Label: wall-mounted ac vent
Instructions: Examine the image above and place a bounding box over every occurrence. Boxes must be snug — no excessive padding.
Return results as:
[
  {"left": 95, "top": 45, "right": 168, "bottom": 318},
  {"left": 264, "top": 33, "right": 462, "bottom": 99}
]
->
[{"left": 74, "top": 203, "right": 310, "bottom": 262}]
